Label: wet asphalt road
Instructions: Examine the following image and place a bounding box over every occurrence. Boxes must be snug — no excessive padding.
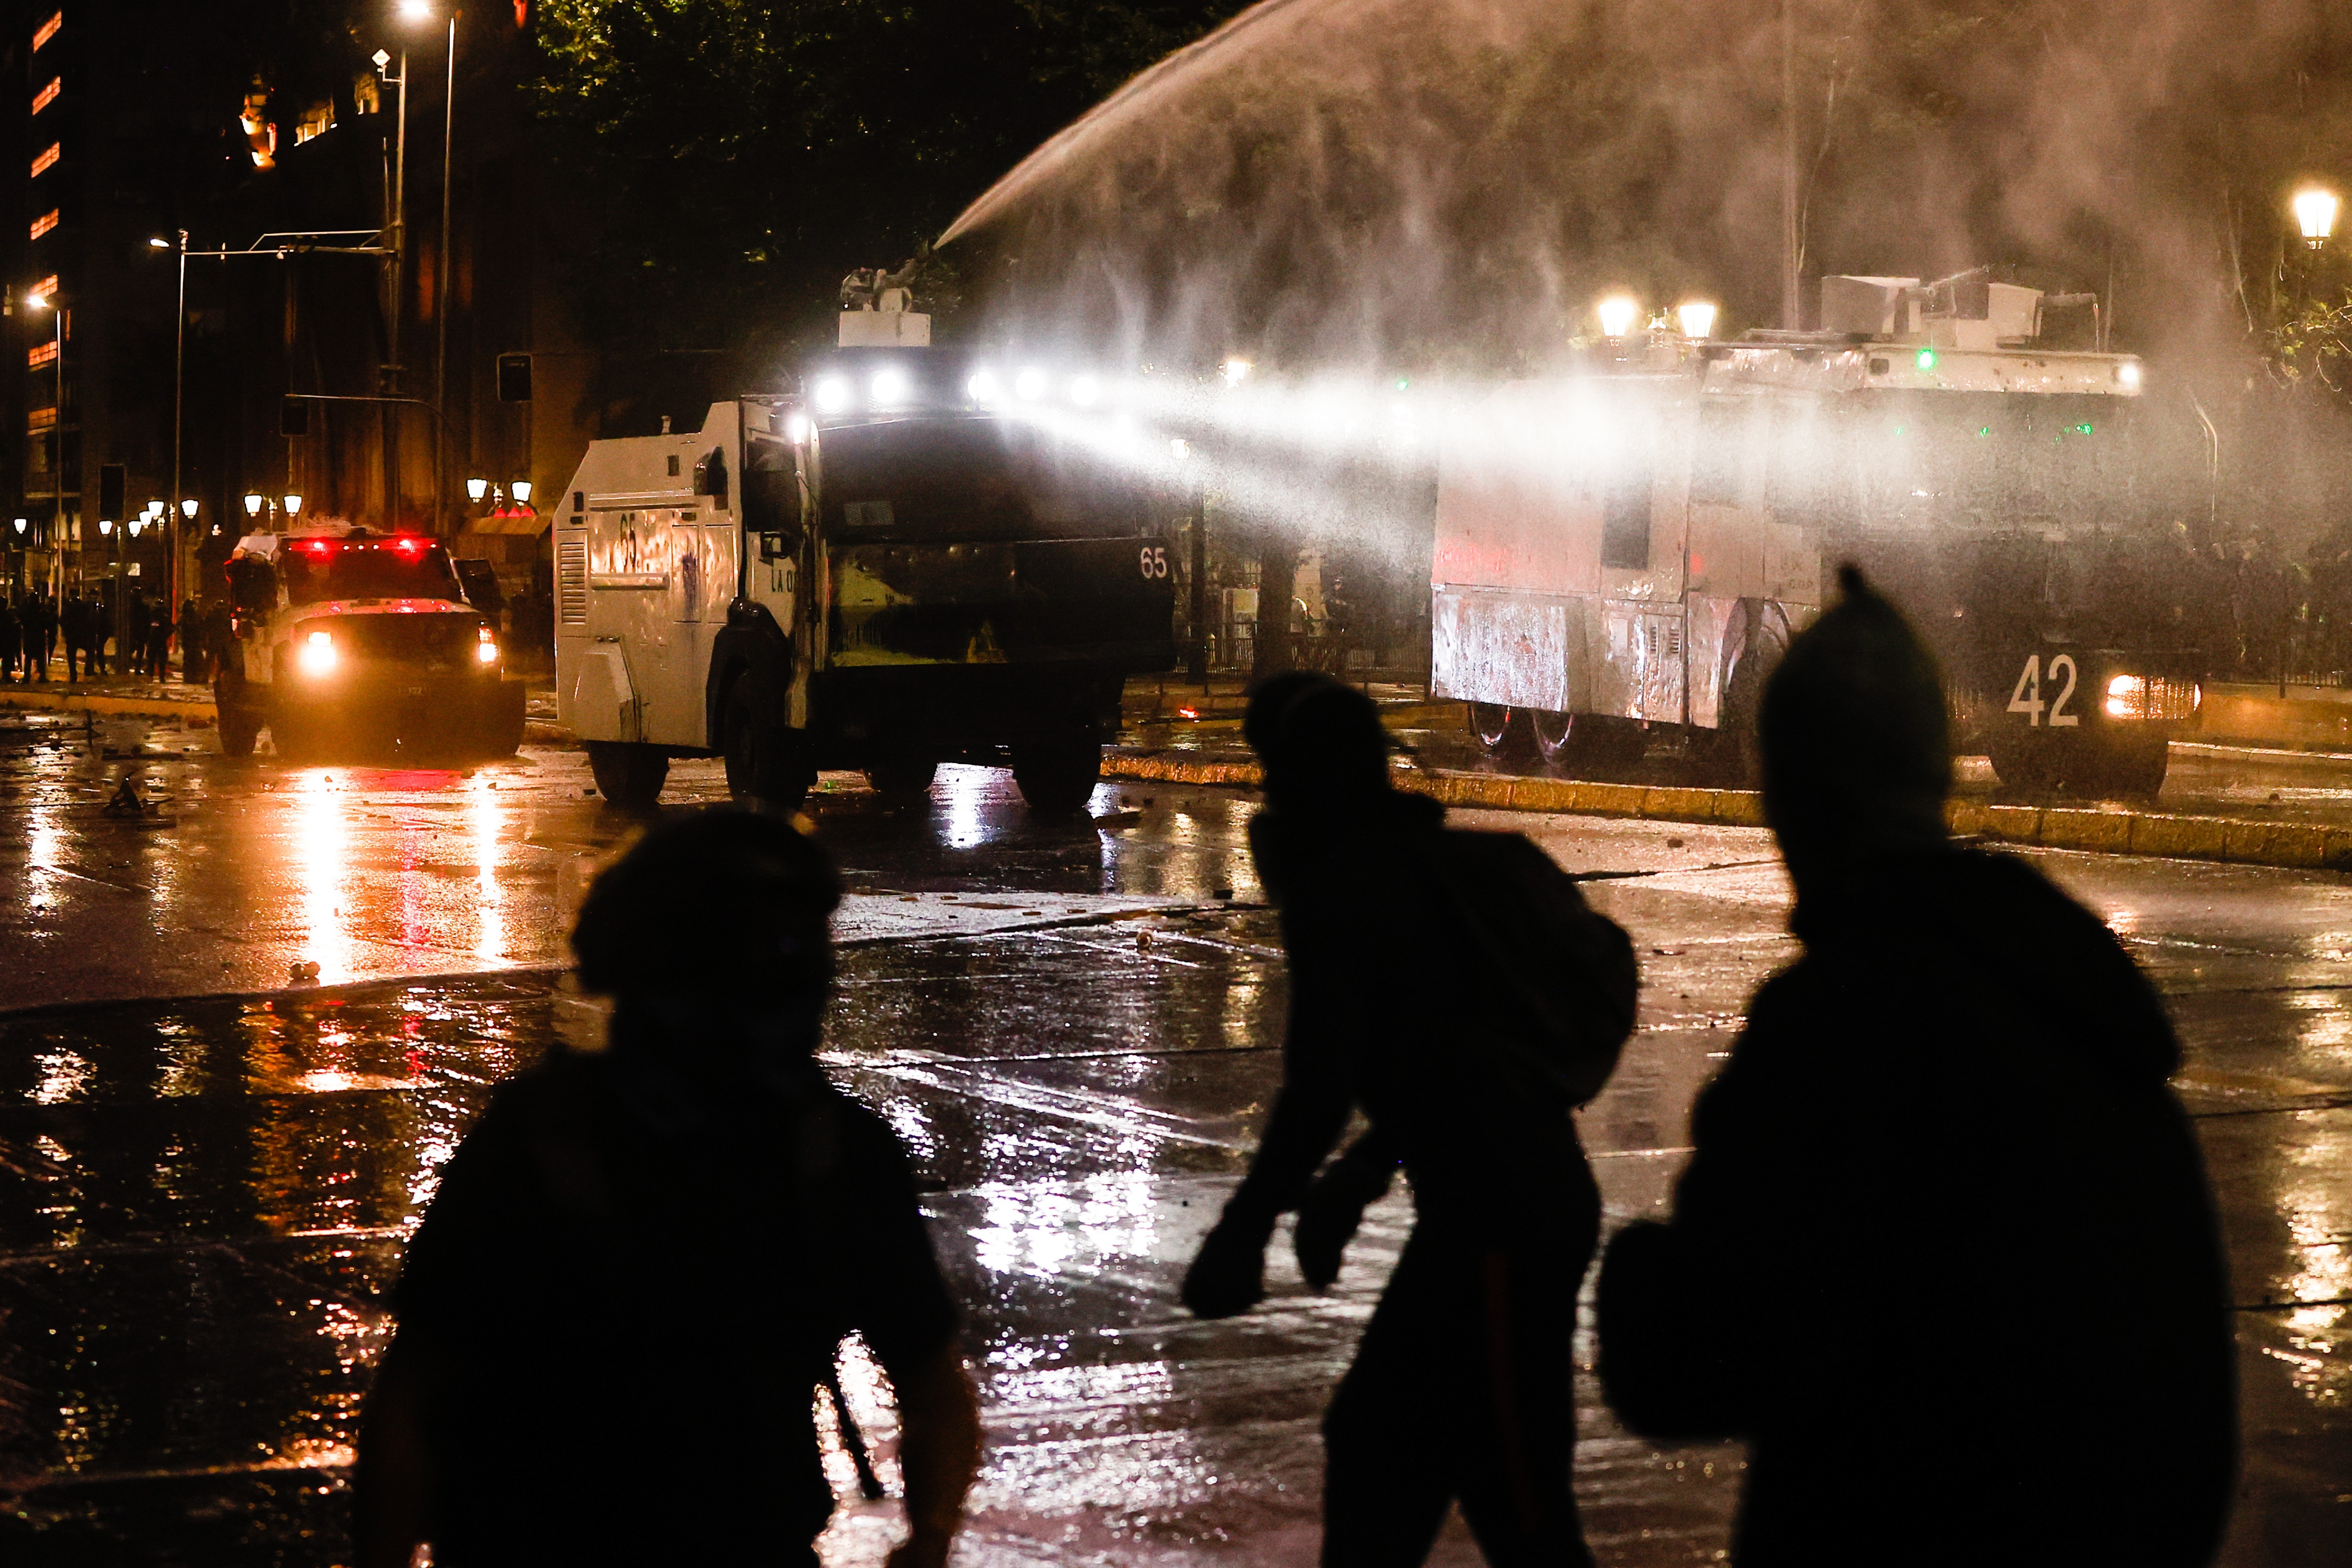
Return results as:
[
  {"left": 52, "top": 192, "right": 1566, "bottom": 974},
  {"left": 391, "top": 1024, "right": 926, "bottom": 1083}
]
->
[{"left": 0, "top": 711, "right": 2347, "bottom": 1564}]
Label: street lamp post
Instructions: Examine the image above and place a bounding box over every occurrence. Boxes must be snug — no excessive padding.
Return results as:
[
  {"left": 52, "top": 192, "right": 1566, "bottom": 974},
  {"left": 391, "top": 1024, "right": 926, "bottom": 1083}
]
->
[
  {"left": 166, "top": 231, "right": 187, "bottom": 608},
  {"left": 26, "top": 291, "right": 62, "bottom": 579},
  {"left": 399, "top": 0, "right": 458, "bottom": 537}
]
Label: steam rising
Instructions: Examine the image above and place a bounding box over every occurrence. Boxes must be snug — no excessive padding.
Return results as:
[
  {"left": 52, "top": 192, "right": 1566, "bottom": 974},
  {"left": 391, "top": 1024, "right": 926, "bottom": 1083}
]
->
[{"left": 942, "top": 0, "right": 2348, "bottom": 376}]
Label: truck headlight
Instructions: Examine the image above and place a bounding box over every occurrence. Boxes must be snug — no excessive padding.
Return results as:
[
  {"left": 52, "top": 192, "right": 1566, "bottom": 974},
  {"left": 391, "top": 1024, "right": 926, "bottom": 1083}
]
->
[
  {"left": 297, "top": 630, "right": 337, "bottom": 675},
  {"left": 2105, "top": 674, "right": 2145, "bottom": 718},
  {"left": 476, "top": 627, "right": 500, "bottom": 665},
  {"left": 813, "top": 375, "right": 850, "bottom": 413}
]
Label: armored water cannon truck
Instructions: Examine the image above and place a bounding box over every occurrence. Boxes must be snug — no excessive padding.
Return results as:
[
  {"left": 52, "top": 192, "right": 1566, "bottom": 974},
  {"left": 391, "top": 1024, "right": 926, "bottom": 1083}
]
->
[
  {"left": 1436, "top": 269, "right": 2193, "bottom": 794},
  {"left": 555, "top": 298, "right": 1179, "bottom": 811},
  {"left": 212, "top": 524, "right": 528, "bottom": 760}
]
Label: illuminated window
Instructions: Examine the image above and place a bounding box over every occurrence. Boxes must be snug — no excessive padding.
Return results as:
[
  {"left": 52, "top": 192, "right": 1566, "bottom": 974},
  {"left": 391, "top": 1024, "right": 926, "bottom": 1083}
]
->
[
  {"left": 33, "top": 275, "right": 59, "bottom": 301},
  {"left": 30, "top": 211, "right": 58, "bottom": 241},
  {"left": 32, "top": 78, "right": 59, "bottom": 115},
  {"left": 28, "top": 341, "right": 55, "bottom": 368},
  {"left": 32, "top": 11, "right": 60, "bottom": 51},
  {"left": 30, "top": 143, "right": 58, "bottom": 178},
  {"left": 29, "top": 406, "right": 57, "bottom": 431},
  {"left": 293, "top": 100, "right": 335, "bottom": 146}
]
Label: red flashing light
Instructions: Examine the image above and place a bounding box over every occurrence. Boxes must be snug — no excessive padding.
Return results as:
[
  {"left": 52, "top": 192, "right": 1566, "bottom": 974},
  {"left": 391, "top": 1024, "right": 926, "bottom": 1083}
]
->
[
  {"left": 393, "top": 536, "right": 423, "bottom": 553},
  {"left": 304, "top": 540, "right": 332, "bottom": 554}
]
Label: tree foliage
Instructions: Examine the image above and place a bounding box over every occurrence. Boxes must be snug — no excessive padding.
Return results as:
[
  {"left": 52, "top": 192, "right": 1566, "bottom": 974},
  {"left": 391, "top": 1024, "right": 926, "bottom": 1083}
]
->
[{"left": 526, "top": 0, "right": 1245, "bottom": 367}]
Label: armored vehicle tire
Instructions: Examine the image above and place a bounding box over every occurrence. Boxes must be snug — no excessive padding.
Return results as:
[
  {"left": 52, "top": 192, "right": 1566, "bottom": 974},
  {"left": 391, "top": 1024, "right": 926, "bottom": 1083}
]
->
[
  {"left": 587, "top": 741, "right": 670, "bottom": 808},
  {"left": 1467, "top": 703, "right": 1532, "bottom": 757},
  {"left": 720, "top": 677, "right": 811, "bottom": 812},
  {"left": 1012, "top": 727, "right": 1104, "bottom": 815},
  {"left": 1534, "top": 710, "right": 1645, "bottom": 772},
  {"left": 215, "top": 675, "right": 262, "bottom": 757},
  {"left": 2094, "top": 737, "right": 2170, "bottom": 797},
  {"left": 865, "top": 757, "right": 939, "bottom": 796},
  {"left": 480, "top": 683, "right": 528, "bottom": 758},
  {"left": 1691, "top": 614, "right": 1788, "bottom": 789}
]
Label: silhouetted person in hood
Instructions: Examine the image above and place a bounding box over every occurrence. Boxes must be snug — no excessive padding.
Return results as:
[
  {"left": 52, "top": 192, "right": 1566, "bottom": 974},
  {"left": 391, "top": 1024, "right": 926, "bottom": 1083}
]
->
[
  {"left": 1183, "top": 672, "right": 1638, "bottom": 1568},
  {"left": 1597, "top": 566, "right": 2235, "bottom": 1567},
  {"left": 355, "top": 813, "right": 981, "bottom": 1568}
]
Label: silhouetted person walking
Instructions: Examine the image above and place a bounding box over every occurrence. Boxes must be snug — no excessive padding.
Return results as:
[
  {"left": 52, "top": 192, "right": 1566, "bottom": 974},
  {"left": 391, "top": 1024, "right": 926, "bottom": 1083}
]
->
[
  {"left": 354, "top": 812, "right": 980, "bottom": 1568},
  {"left": 0, "top": 594, "right": 20, "bottom": 682},
  {"left": 23, "top": 592, "right": 52, "bottom": 680},
  {"left": 176, "top": 596, "right": 198, "bottom": 680},
  {"left": 1182, "top": 673, "right": 1638, "bottom": 1568},
  {"left": 1597, "top": 567, "right": 2235, "bottom": 1568},
  {"left": 146, "top": 597, "right": 172, "bottom": 680},
  {"left": 126, "top": 589, "right": 151, "bottom": 676},
  {"left": 59, "top": 592, "right": 88, "bottom": 681}
]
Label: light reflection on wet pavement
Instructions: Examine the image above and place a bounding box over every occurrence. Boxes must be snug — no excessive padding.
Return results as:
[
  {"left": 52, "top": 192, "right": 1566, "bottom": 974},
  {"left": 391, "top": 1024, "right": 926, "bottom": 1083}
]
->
[{"left": 0, "top": 712, "right": 2346, "bottom": 1563}]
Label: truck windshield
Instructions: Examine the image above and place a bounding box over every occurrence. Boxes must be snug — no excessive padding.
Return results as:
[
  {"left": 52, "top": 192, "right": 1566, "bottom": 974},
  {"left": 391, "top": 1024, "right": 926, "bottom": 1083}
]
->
[
  {"left": 817, "top": 416, "right": 1150, "bottom": 540},
  {"left": 278, "top": 541, "right": 463, "bottom": 605},
  {"left": 1844, "top": 391, "right": 2141, "bottom": 534}
]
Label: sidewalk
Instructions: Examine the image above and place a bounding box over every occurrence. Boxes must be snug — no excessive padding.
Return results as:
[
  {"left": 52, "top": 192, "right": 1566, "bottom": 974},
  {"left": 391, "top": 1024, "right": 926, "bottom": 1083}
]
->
[{"left": 0, "top": 671, "right": 218, "bottom": 720}]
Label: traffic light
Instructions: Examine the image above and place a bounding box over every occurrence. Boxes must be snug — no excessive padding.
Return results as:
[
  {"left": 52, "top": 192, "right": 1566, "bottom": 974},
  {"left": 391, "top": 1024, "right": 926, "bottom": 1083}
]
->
[
  {"left": 97, "top": 463, "right": 125, "bottom": 523},
  {"left": 281, "top": 396, "right": 310, "bottom": 437},
  {"left": 497, "top": 352, "right": 532, "bottom": 402}
]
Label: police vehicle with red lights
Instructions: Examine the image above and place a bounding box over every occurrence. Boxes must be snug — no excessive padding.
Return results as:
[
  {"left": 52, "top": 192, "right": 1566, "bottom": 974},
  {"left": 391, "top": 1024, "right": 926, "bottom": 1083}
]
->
[
  {"left": 554, "top": 298, "right": 1177, "bottom": 811},
  {"left": 214, "top": 525, "right": 527, "bottom": 759}
]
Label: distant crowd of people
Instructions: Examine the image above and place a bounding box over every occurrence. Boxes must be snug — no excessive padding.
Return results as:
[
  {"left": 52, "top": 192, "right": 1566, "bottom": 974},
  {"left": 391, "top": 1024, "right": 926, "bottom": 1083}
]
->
[
  {"left": 0, "top": 586, "right": 231, "bottom": 685},
  {"left": 352, "top": 569, "right": 2240, "bottom": 1568}
]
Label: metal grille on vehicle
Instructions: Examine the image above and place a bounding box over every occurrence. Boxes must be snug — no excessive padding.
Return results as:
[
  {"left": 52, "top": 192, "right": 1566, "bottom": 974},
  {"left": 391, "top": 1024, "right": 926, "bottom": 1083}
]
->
[{"left": 558, "top": 537, "right": 588, "bottom": 626}]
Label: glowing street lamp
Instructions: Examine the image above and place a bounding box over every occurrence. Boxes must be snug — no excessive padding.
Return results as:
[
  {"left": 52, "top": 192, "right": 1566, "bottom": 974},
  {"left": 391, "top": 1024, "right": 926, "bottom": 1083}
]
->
[
  {"left": 181, "top": 498, "right": 197, "bottom": 520},
  {"left": 1676, "top": 300, "right": 1719, "bottom": 340},
  {"left": 244, "top": 493, "right": 264, "bottom": 517},
  {"left": 2295, "top": 187, "right": 2340, "bottom": 248},
  {"left": 510, "top": 479, "right": 532, "bottom": 506},
  {"left": 466, "top": 477, "right": 489, "bottom": 503},
  {"left": 1596, "top": 294, "right": 1640, "bottom": 340},
  {"left": 283, "top": 494, "right": 304, "bottom": 517}
]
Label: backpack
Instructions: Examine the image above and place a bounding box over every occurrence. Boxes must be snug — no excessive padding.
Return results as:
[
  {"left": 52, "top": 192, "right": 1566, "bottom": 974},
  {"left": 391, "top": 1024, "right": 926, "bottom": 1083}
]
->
[{"left": 1423, "top": 829, "right": 1640, "bottom": 1106}]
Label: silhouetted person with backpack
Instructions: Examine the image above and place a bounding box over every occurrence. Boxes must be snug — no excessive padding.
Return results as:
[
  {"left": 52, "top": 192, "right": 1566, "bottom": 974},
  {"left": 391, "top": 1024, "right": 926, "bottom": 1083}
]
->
[
  {"left": 1597, "top": 567, "right": 2235, "bottom": 1567},
  {"left": 355, "top": 812, "right": 982, "bottom": 1568},
  {"left": 1182, "top": 672, "right": 1638, "bottom": 1568}
]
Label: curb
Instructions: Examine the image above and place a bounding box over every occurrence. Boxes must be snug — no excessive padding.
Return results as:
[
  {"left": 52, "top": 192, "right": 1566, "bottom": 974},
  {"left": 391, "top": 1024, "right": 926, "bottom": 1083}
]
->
[
  {"left": 1104, "top": 752, "right": 2352, "bottom": 876},
  {"left": 0, "top": 689, "right": 572, "bottom": 747},
  {"left": 1, "top": 688, "right": 216, "bottom": 720}
]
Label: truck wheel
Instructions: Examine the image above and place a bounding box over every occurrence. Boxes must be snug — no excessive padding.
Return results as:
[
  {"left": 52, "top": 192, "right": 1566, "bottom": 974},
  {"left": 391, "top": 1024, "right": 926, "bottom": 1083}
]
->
[
  {"left": 721, "top": 677, "right": 810, "bottom": 812},
  {"left": 1012, "top": 725, "right": 1103, "bottom": 814},
  {"left": 2084, "top": 735, "right": 2169, "bottom": 798},
  {"left": 587, "top": 741, "right": 670, "bottom": 809},
  {"left": 1691, "top": 611, "right": 1788, "bottom": 788},
  {"left": 479, "top": 683, "right": 528, "bottom": 758},
  {"left": 215, "top": 675, "right": 261, "bottom": 758},
  {"left": 865, "top": 757, "right": 939, "bottom": 796},
  {"left": 1468, "top": 703, "right": 1532, "bottom": 757},
  {"left": 1534, "top": 711, "right": 1645, "bottom": 773},
  {"left": 271, "top": 713, "right": 316, "bottom": 764},
  {"left": 1986, "top": 732, "right": 2058, "bottom": 792}
]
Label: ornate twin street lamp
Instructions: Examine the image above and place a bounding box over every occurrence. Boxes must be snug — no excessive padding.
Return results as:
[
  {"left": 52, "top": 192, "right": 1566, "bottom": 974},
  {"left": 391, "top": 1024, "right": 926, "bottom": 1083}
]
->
[{"left": 2294, "top": 187, "right": 2340, "bottom": 249}]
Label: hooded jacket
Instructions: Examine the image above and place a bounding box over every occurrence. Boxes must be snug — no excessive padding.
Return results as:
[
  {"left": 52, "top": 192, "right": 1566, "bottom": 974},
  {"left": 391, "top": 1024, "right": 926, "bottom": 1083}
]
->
[{"left": 1599, "top": 847, "right": 2236, "bottom": 1567}]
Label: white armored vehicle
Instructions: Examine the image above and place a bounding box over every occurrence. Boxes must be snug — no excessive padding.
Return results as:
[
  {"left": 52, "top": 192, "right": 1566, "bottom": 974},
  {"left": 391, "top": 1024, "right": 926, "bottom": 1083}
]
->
[
  {"left": 1436, "top": 270, "right": 2193, "bottom": 792},
  {"left": 555, "top": 310, "right": 1178, "bottom": 811}
]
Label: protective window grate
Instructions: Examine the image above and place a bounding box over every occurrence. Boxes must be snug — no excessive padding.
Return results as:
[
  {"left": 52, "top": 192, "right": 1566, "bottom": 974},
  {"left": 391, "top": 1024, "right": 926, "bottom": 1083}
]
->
[{"left": 558, "top": 537, "right": 588, "bottom": 625}]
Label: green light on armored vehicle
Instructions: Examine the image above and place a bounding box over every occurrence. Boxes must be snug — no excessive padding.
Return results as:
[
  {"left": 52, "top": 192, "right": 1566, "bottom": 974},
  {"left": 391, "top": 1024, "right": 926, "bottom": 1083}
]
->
[{"left": 1915, "top": 347, "right": 1938, "bottom": 372}]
